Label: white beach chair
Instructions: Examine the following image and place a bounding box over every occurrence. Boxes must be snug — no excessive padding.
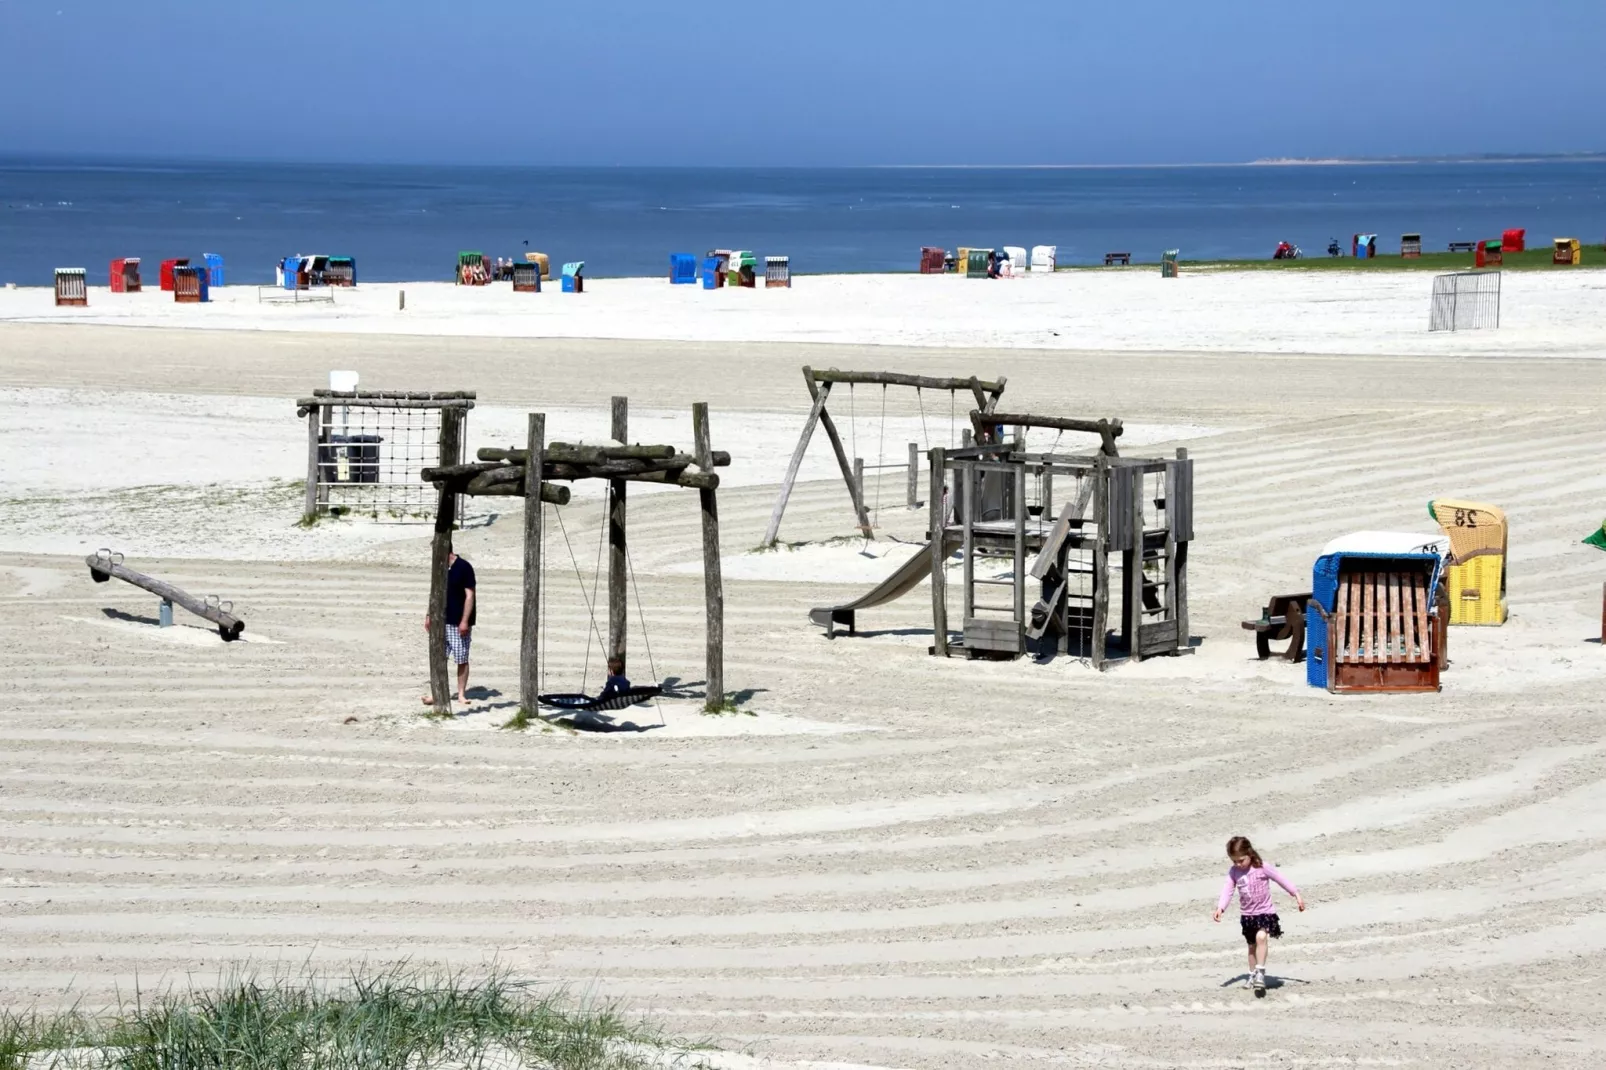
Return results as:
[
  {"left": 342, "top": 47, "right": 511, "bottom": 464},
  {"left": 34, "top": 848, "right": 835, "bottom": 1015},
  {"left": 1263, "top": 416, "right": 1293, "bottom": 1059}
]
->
[
  {"left": 1031, "top": 245, "right": 1057, "bottom": 273},
  {"left": 1002, "top": 246, "right": 1027, "bottom": 276}
]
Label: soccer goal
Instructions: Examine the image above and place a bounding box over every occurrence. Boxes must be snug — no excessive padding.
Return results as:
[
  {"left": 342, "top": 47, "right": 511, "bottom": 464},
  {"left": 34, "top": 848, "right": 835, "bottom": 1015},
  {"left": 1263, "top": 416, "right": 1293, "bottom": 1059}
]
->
[{"left": 1429, "top": 270, "right": 1501, "bottom": 332}]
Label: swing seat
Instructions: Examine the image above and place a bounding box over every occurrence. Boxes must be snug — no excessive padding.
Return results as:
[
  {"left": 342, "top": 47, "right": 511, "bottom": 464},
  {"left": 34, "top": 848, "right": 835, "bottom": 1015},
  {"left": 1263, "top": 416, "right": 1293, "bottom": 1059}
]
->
[{"left": 538, "top": 686, "right": 662, "bottom": 713}]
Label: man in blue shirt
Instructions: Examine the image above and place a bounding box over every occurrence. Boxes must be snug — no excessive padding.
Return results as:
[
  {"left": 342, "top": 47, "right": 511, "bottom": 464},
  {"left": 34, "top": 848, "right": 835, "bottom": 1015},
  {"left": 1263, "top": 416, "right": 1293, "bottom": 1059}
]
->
[{"left": 423, "top": 551, "right": 476, "bottom": 706}]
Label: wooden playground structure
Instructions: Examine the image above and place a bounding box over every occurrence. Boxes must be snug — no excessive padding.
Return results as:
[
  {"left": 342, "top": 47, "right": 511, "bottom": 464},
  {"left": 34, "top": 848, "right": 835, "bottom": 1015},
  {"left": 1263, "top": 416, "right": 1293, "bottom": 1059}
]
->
[
  {"left": 765, "top": 367, "right": 1007, "bottom": 547},
  {"left": 811, "top": 409, "right": 1195, "bottom": 668},
  {"left": 419, "top": 397, "right": 729, "bottom": 719}
]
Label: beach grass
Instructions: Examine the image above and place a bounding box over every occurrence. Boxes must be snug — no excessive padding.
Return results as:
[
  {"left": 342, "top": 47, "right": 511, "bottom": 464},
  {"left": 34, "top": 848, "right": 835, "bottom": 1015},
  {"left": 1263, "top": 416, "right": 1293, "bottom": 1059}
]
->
[
  {"left": 0, "top": 965, "right": 705, "bottom": 1070},
  {"left": 1065, "top": 245, "right": 1597, "bottom": 272}
]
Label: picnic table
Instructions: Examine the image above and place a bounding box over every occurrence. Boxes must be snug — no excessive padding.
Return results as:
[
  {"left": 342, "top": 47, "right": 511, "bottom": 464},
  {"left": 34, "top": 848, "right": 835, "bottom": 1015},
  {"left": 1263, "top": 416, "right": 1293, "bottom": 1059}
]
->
[
  {"left": 1241, "top": 592, "right": 1312, "bottom": 662},
  {"left": 1447, "top": 241, "right": 1476, "bottom": 254}
]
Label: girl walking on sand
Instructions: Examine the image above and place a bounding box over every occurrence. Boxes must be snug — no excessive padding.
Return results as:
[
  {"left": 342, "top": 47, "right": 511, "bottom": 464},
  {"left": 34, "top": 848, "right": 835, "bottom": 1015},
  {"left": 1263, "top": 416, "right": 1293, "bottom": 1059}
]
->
[{"left": 1212, "top": 835, "right": 1305, "bottom": 996}]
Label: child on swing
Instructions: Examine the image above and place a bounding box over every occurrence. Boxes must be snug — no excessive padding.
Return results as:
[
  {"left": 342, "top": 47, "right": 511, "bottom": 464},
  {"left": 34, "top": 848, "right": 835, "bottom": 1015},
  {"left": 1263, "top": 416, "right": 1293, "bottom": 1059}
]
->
[
  {"left": 597, "top": 656, "right": 630, "bottom": 702},
  {"left": 1212, "top": 835, "right": 1305, "bottom": 996}
]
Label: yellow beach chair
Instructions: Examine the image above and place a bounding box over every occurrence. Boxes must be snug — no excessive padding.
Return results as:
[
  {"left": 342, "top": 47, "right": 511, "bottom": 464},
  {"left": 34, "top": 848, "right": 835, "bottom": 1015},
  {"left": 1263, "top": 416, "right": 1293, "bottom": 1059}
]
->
[{"left": 1429, "top": 499, "right": 1508, "bottom": 625}]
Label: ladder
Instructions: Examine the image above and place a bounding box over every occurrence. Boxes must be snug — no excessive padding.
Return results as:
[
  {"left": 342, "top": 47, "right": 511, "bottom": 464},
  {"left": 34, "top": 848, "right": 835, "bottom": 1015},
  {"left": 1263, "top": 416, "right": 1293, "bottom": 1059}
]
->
[{"left": 958, "top": 464, "right": 1029, "bottom": 656}]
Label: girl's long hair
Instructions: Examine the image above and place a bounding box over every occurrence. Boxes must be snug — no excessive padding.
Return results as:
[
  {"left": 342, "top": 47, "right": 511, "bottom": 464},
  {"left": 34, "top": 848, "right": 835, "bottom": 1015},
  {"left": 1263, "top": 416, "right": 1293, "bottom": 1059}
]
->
[{"left": 1226, "top": 835, "right": 1263, "bottom": 868}]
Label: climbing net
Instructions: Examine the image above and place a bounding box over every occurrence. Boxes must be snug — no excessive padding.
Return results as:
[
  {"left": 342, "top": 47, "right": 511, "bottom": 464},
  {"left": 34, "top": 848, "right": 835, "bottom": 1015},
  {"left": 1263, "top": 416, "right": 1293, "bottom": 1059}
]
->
[{"left": 310, "top": 399, "right": 467, "bottom": 519}]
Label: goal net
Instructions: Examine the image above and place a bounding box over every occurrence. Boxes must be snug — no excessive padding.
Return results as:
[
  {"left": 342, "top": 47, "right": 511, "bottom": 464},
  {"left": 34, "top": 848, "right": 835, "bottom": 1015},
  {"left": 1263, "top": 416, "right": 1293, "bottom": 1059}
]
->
[{"left": 1429, "top": 271, "right": 1501, "bottom": 332}]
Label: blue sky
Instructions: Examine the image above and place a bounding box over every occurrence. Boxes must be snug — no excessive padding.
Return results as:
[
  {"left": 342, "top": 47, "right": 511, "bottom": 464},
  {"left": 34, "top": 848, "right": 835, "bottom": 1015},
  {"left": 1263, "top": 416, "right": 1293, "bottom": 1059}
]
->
[{"left": 2, "top": 1, "right": 1602, "bottom": 165}]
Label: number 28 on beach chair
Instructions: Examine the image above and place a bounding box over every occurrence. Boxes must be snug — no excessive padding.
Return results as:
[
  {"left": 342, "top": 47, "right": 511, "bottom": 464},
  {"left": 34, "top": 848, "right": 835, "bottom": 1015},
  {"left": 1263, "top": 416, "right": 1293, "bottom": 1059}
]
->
[{"left": 1306, "top": 534, "right": 1448, "bottom": 693}]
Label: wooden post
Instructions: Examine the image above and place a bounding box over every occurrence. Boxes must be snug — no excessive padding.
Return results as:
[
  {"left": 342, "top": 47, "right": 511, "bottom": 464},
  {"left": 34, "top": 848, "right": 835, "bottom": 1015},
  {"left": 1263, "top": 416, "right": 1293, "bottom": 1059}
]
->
[
  {"left": 961, "top": 461, "right": 975, "bottom": 625},
  {"left": 520, "top": 413, "right": 545, "bottom": 714},
  {"left": 693, "top": 403, "right": 724, "bottom": 711},
  {"left": 1124, "top": 465, "right": 1145, "bottom": 659},
  {"left": 318, "top": 404, "right": 333, "bottom": 510},
  {"left": 763, "top": 376, "right": 831, "bottom": 547},
  {"left": 1091, "top": 454, "right": 1109, "bottom": 671},
  {"left": 1014, "top": 463, "right": 1027, "bottom": 642},
  {"left": 1175, "top": 448, "right": 1190, "bottom": 652},
  {"left": 804, "top": 369, "right": 873, "bottom": 539},
  {"left": 608, "top": 396, "right": 628, "bottom": 667},
  {"left": 930, "top": 447, "right": 948, "bottom": 656},
  {"left": 303, "top": 409, "right": 320, "bottom": 522},
  {"left": 427, "top": 408, "right": 463, "bottom": 715},
  {"left": 1042, "top": 469, "right": 1053, "bottom": 518},
  {"left": 907, "top": 442, "right": 919, "bottom": 508}
]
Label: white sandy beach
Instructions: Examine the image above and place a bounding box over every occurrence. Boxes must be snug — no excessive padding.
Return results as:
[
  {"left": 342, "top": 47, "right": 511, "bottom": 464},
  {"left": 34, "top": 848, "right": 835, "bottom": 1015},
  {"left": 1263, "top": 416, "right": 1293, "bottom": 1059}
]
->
[
  {"left": 6, "top": 265, "right": 1606, "bottom": 355},
  {"left": 4, "top": 268, "right": 1606, "bottom": 1068}
]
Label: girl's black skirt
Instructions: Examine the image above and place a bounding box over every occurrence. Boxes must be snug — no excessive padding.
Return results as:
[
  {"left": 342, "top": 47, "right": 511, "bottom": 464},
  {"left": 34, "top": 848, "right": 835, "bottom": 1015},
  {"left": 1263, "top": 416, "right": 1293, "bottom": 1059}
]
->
[{"left": 1240, "top": 913, "right": 1282, "bottom": 945}]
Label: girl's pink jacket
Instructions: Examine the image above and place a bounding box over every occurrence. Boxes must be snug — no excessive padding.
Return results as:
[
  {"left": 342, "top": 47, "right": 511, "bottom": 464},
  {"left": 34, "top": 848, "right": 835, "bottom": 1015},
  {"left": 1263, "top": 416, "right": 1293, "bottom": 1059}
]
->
[{"left": 1218, "top": 864, "right": 1299, "bottom": 916}]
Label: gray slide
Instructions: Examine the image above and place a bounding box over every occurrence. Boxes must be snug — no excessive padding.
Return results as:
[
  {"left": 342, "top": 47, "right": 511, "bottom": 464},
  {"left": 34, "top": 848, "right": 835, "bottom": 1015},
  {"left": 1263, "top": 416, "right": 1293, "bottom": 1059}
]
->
[{"left": 809, "top": 533, "right": 961, "bottom": 636}]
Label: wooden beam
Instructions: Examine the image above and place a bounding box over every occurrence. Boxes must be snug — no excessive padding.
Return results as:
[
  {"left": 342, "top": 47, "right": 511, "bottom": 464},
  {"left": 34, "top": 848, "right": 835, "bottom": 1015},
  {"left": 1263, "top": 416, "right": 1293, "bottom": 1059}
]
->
[
  {"left": 86, "top": 554, "right": 244, "bottom": 640},
  {"left": 609, "top": 396, "right": 628, "bottom": 667},
  {"left": 906, "top": 442, "right": 919, "bottom": 508},
  {"left": 1091, "top": 453, "right": 1109, "bottom": 671},
  {"left": 1174, "top": 448, "right": 1190, "bottom": 653},
  {"left": 693, "top": 402, "right": 724, "bottom": 711},
  {"left": 807, "top": 371, "right": 874, "bottom": 539},
  {"left": 970, "top": 411, "right": 1123, "bottom": 456},
  {"left": 929, "top": 447, "right": 948, "bottom": 657},
  {"left": 983, "top": 377, "right": 1008, "bottom": 414},
  {"left": 313, "top": 389, "right": 477, "bottom": 400},
  {"left": 762, "top": 370, "right": 831, "bottom": 547},
  {"left": 479, "top": 444, "right": 697, "bottom": 464},
  {"left": 427, "top": 408, "right": 463, "bottom": 715},
  {"left": 297, "top": 397, "right": 475, "bottom": 413},
  {"left": 303, "top": 409, "right": 320, "bottom": 522},
  {"left": 810, "top": 369, "right": 1005, "bottom": 393},
  {"left": 520, "top": 414, "right": 544, "bottom": 716},
  {"left": 1124, "top": 464, "right": 1145, "bottom": 659}
]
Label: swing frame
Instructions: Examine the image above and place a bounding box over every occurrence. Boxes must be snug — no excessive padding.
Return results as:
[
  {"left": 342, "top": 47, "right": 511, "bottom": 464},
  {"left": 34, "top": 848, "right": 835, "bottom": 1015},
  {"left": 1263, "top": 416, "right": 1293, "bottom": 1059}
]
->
[
  {"left": 421, "top": 398, "right": 730, "bottom": 719},
  {"left": 763, "top": 366, "right": 1007, "bottom": 547}
]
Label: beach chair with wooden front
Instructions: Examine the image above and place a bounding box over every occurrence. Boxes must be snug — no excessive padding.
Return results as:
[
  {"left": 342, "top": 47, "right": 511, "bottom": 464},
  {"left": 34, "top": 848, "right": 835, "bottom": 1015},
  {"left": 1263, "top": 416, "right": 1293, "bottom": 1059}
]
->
[
  {"left": 54, "top": 268, "right": 88, "bottom": 307},
  {"left": 172, "top": 265, "right": 209, "bottom": 303},
  {"left": 1429, "top": 499, "right": 1508, "bottom": 625},
  {"left": 511, "top": 261, "right": 541, "bottom": 292},
  {"left": 1306, "top": 536, "right": 1447, "bottom": 693},
  {"left": 920, "top": 246, "right": 946, "bottom": 274},
  {"left": 765, "top": 255, "right": 791, "bottom": 288}
]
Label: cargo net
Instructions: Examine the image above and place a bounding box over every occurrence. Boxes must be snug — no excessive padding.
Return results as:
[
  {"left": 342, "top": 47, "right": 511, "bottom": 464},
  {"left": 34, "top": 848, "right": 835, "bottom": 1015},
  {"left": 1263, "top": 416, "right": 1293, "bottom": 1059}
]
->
[
  {"left": 1429, "top": 270, "right": 1501, "bottom": 332},
  {"left": 314, "top": 403, "right": 463, "bottom": 520}
]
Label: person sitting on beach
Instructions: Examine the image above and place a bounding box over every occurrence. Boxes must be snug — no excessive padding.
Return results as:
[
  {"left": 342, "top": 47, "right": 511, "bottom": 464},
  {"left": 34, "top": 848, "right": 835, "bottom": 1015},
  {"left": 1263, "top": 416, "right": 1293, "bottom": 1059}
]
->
[
  {"left": 987, "top": 249, "right": 1006, "bottom": 279},
  {"left": 597, "top": 657, "right": 630, "bottom": 701}
]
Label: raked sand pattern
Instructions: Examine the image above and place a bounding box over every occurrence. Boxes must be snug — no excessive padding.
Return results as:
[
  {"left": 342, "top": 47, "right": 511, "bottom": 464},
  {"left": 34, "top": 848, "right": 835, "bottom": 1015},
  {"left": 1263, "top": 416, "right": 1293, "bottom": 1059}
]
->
[{"left": 3, "top": 282, "right": 1606, "bottom": 1069}]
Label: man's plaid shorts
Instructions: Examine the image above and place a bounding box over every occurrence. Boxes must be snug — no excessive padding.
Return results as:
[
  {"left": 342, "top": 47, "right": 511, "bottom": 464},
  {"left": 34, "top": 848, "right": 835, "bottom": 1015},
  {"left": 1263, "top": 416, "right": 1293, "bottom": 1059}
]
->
[{"left": 445, "top": 624, "right": 471, "bottom": 664}]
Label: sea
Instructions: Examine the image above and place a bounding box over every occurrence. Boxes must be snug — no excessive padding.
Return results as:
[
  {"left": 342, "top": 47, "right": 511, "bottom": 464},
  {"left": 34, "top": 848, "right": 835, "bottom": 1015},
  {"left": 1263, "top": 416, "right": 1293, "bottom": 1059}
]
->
[{"left": 3, "top": 156, "right": 1604, "bottom": 284}]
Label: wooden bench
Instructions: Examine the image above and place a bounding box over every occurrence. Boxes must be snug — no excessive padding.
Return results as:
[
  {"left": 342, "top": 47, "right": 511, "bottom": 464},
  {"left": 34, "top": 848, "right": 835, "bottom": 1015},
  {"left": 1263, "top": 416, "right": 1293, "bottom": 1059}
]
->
[
  {"left": 1311, "top": 570, "right": 1441, "bottom": 692},
  {"left": 1241, "top": 592, "right": 1311, "bottom": 661},
  {"left": 1447, "top": 241, "right": 1476, "bottom": 254},
  {"left": 1104, "top": 252, "right": 1132, "bottom": 266}
]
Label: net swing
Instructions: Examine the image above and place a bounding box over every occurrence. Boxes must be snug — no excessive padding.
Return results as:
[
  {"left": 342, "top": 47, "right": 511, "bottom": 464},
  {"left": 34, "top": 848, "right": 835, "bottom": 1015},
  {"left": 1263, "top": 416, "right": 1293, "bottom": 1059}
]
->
[{"left": 537, "top": 497, "right": 664, "bottom": 716}]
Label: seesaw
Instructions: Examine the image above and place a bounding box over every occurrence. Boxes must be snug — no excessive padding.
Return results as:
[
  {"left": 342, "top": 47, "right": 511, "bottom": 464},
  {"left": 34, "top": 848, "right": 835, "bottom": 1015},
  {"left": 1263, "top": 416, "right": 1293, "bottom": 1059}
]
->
[{"left": 86, "top": 549, "right": 244, "bottom": 641}]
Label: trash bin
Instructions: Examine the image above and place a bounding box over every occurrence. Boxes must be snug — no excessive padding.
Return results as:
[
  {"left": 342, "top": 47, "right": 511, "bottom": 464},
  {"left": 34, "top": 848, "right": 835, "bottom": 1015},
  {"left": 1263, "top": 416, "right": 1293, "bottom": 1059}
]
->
[{"left": 320, "top": 434, "right": 384, "bottom": 484}]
